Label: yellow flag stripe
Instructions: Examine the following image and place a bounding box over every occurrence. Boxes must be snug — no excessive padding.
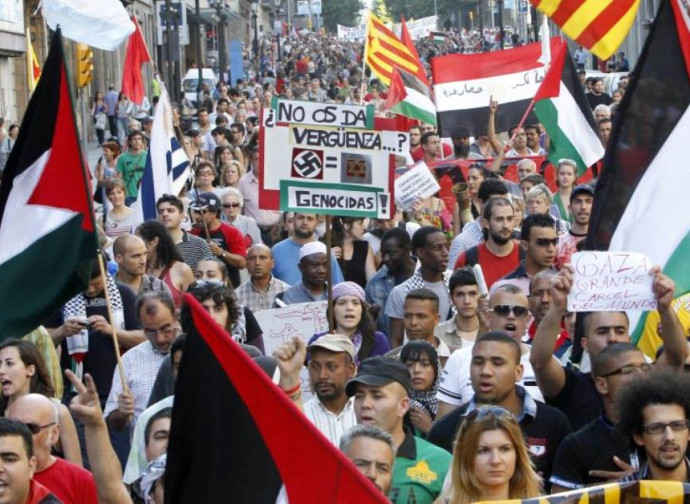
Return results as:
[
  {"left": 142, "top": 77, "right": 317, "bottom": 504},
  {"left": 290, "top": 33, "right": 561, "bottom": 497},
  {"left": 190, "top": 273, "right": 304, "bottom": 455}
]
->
[
  {"left": 536, "top": 0, "right": 564, "bottom": 17},
  {"left": 589, "top": 0, "right": 641, "bottom": 59},
  {"left": 562, "top": 0, "right": 614, "bottom": 38}
]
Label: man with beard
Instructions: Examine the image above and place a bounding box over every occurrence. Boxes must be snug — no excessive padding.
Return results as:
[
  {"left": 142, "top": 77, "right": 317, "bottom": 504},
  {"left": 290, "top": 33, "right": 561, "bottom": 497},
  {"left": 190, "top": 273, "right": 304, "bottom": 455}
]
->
[
  {"left": 556, "top": 184, "right": 594, "bottom": 269},
  {"left": 447, "top": 127, "right": 484, "bottom": 160},
  {"left": 437, "top": 284, "right": 546, "bottom": 418},
  {"left": 616, "top": 371, "right": 690, "bottom": 482},
  {"left": 303, "top": 334, "right": 358, "bottom": 445},
  {"left": 524, "top": 125, "right": 546, "bottom": 155},
  {"left": 428, "top": 332, "right": 571, "bottom": 488},
  {"left": 495, "top": 213, "right": 558, "bottom": 296},
  {"left": 275, "top": 242, "right": 330, "bottom": 305},
  {"left": 453, "top": 197, "right": 523, "bottom": 288}
]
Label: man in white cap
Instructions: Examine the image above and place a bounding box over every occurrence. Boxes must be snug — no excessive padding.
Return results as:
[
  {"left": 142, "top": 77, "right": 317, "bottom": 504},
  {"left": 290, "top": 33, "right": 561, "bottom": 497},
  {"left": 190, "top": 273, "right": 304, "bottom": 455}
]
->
[
  {"left": 274, "top": 241, "right": 329, "bottom": 306},
  {"left": 303, "top": 334, "right": 358, "bottom": 445}
]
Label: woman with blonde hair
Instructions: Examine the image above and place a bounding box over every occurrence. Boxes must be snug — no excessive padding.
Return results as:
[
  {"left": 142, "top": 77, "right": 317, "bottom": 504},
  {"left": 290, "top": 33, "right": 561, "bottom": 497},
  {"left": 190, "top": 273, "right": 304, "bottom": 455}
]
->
[
  {"left": 437, "top": 406, "right": 541, "bottom": 504},
  {"left": 220, "top": 159, "right": 245, "bottom": 189}
]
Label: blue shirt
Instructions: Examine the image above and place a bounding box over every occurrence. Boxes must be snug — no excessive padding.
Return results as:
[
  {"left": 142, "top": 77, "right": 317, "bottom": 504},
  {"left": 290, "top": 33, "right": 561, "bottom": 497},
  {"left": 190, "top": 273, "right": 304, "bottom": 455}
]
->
[{"left": 271, "top": 238, "right": 344, "bottom": 286}]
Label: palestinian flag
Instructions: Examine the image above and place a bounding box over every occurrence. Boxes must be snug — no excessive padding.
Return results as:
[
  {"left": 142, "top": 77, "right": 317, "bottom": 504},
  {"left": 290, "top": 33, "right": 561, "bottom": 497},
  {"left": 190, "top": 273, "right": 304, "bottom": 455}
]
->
[
  {"left": 165, "top": 294, "right": 388, "bottom": 503},
  {"left": 534, "top": 42, "right": 605, "bottom": 176},
  {"left": 429, "top": 31, "right": 446, "bottom": 44},
  {"left": 0, "top": 28, "right": 97, "bottom": 340},
  {"left": 386, "top": 67, "right": 437, "bottom": 125},
  {"left": 431, "top": 38, "right": 561, "bottom": 137},
  {"left": 587, "top": 0, "right": 690, "bottom": 344}
]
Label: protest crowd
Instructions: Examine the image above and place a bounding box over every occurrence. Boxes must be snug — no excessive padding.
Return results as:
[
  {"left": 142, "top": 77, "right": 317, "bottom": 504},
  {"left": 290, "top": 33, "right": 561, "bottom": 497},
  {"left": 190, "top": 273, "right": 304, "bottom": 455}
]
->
[{"left": 0, "top": 0, "right": 689, "bottom": 503}]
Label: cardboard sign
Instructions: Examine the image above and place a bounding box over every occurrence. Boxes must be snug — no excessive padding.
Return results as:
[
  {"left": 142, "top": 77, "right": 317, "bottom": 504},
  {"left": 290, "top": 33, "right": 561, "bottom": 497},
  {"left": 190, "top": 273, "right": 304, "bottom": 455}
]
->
[
  {"left": 567, "top": 252, "right": 657, "bottom": 312},
  {"left": 260, "top": 99, "right": 405, "bottom": 218},
  {"left": 394, "top": 162, "right": 441, "bottom": 211},
  {"left": 253, "top": 301, "right": 330, "bottom": 401}
]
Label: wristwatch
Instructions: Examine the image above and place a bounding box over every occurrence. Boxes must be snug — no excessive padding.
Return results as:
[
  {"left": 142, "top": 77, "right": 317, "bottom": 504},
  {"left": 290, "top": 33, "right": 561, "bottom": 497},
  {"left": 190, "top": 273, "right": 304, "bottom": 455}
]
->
[{"left": 221, "top": 251, "right": 227, "bottom": 259}]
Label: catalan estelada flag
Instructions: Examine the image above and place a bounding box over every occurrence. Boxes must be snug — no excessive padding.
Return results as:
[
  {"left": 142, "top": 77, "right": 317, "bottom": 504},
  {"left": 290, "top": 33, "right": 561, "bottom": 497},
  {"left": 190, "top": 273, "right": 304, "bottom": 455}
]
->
[
  {"left": 364, "top": 12, "right": 426, "bottom": 87},
  {"left": 529, "top": 0, "right": 641, "bottom": 60},
  {"left": 26, "top": 29, "right": 41, "bottom": 91}
]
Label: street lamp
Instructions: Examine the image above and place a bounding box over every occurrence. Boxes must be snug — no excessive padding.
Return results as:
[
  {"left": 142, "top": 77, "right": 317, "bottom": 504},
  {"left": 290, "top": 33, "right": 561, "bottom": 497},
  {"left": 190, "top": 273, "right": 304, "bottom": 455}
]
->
[
  {"left": 251, "top": 0, "right": 259, "bottom": 65},
  {"left": 209, "top": 0, "right": 228, "bottom": 82}
]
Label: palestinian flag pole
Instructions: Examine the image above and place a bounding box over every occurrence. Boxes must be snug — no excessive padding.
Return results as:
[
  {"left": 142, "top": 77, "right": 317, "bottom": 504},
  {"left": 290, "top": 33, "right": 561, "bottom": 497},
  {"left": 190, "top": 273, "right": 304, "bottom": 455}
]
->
[
  {"left": 166, "top": 294, "right": 387, "bottom": 503},
  {"left": 587, "top": 0, "right": 690, "bottom": 348},
  {"left": 533, "top": 40, "right": 605, "bottom": 175},
  {"left": 0, "top": 28, "right": 98, "bottom": 340}
]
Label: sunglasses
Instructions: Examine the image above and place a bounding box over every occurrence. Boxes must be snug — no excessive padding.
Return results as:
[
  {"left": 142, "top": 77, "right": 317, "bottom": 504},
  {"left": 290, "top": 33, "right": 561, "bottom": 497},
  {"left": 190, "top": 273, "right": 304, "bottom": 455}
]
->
[
  {"left": 491, "top": 305, "right": 530, "bottom": 317},
  {"left": 222, "top": 203, "right": 241, "bottom": 208},
  {"left": 24, "top": 422, "right": 56, "bottom": 435},
  {"left": 465, "top": 406, "right": 517, "bottom": 425},
  {"left": 533, "top": 237, "right": 558, "bottom": 247},
  {"left": 599, "top": 362, "right": 652, "bottom": 378},
  {"left": 190, "top": 279, "right": 225, "bottom": 289}
]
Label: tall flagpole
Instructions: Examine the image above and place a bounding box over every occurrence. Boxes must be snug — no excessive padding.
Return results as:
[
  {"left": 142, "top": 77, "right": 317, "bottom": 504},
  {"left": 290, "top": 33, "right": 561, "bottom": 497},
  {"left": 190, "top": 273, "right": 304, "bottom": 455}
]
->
[{"left": 360, "top": 10, "right": 370, "bottom": 104}]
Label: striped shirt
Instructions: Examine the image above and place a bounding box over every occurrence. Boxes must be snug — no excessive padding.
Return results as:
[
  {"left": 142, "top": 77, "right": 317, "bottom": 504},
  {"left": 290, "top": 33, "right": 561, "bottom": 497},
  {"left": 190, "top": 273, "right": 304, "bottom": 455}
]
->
[
  {"left": 176, "top": 231, "right": 214, "bottom": 272},
  {"left": 303, "top": 397, "right": 357, "bottom": 446}
]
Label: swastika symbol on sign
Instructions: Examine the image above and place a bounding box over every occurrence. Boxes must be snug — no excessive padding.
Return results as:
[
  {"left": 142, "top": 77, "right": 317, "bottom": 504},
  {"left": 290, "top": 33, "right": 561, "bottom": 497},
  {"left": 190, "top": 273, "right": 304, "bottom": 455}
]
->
[{"left": 292, "top": 150, "right": 323, "bottom": 178}]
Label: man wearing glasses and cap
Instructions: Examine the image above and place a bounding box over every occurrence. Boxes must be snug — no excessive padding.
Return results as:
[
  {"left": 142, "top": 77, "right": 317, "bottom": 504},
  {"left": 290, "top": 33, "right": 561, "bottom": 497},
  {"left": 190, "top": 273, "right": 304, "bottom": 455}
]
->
[
  {"left": 190, "top": 192, "right": 247, "bottom": 288},
  {"left": 346, "top": 356, "right": 451, "bottom": 504},
  {"left": 7, "top": 395, "right": 97, "bottom": 503}
]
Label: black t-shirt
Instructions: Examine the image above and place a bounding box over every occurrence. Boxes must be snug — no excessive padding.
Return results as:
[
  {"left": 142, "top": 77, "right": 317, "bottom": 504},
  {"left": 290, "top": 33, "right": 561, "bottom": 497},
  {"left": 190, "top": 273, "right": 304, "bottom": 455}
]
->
[
  {"left": 47, "top": 284, "right": 140, "bottom": 406},
  {"left": 546, "top": 366, "right": 602, "bottom": 431},
  {"left": 550, "top": 415, "right": 638, "bottom": 490},
  {"left": 427, "top": 394, "right": 572, "bottom": 489},
  {"left": 587, "top": 92, "right": 613, "bottom": 109}
]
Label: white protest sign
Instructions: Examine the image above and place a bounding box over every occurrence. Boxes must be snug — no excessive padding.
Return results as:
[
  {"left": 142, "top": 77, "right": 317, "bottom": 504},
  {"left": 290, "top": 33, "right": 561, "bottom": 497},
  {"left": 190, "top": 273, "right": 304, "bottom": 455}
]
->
[
  {"left": 567, "top": 252, "right": 657, "bottom": 312},
  {"left": 260, "top": 99, "right": 407, "bottom": 218},
  {"left": 337, "top": 23, "right": 367, "bottom": 41},
  {"left": 394, "top": 162, "right": 441, "bottom": 211},
  {"left": 254, "top": 301, "right": 330, "bottom": 402},
  {"left": 393, "top": 16, "right": 438, "bottom": 40}
]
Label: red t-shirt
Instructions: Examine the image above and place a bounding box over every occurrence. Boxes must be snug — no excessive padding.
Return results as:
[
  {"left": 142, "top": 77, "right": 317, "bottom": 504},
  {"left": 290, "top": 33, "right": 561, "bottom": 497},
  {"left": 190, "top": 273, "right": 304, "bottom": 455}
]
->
[
  {"left": 410, "top": 143, "right": 453, "bottom": 162},
  {"left": 34, "top": 458, "right": 98, "bottom": 504},
  {"left": 455, "top": 242, "right": 522, "bottom": 288},
  {"left": 190, "top": 221, "right": 247, "bottom": 257}
]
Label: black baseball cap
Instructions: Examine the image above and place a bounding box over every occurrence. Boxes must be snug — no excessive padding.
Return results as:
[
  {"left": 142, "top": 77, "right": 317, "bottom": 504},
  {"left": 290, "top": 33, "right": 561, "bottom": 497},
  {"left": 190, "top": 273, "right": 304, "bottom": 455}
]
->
[
  {"left": 570, "top": 184, "right": 595, "bottom": 202},
  {"left": 345, "top": 356, "right": 411, "bottom": 397},
  {"left": 191, "top": 192, "right": 221, "bottom": 211}
]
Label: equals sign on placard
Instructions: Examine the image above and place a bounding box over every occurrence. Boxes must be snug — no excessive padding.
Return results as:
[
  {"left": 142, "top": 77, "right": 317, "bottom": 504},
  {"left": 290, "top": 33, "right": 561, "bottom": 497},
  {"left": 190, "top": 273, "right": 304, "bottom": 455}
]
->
[{"left": 324, "top": 156, "right": 338, "bottom": 169}]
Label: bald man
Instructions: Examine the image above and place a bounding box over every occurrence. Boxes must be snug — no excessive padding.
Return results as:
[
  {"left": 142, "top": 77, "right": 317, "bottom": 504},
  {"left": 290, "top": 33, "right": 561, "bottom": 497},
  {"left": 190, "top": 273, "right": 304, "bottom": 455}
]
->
[
  {"left": 113, "top": 235, "right": 172, "bottom": 297},
  {"left": 7, "top": 394, "right": 98, "bottom": 504},
  {"left": 235, "top": 244, "right": 290, "bottom": 312}
]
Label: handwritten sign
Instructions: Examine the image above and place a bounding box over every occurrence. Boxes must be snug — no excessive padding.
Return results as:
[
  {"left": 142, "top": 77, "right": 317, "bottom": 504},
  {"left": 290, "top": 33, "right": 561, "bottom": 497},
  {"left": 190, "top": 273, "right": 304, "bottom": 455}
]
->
[
  {"left": 567, "top": 252, "right": 657, "bottom": 312},
  {"left": 394, "top": 162, "right": 441, "bottom": 211},
  {"left": 254, "top": 301, "right": 330, "bottom": 402}
]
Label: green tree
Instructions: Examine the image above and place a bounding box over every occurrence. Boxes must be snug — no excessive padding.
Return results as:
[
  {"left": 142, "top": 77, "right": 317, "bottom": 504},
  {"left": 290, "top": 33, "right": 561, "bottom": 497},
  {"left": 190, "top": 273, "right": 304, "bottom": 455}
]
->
[
  {"left": 372, "top": 0, "right": 393, "bottom": 24},
  {"left": 322, "top": 0, "right": 363, "bottom": 32}
]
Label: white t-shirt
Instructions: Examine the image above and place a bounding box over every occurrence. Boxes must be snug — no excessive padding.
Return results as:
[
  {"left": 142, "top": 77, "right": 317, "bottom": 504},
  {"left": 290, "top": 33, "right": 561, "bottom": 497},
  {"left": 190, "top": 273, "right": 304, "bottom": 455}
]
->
[{"left": 437, "top": 344, "right": 545, "bottom": 406}]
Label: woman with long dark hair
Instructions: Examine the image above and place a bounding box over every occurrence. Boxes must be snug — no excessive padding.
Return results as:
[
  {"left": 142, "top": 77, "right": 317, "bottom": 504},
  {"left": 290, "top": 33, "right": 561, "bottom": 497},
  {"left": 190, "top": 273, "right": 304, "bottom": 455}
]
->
[
  {"left": 331, "top": 217, "right": 376, "bottom": 289},
  {"left": 136, "top": 221, "right": 194, "bottom": 309},
  {"left": 0, "top": 339, "right": 83, "bottom": 466},
  {"left": 308, "top": 282, "right": 389, "bottom": 366}
]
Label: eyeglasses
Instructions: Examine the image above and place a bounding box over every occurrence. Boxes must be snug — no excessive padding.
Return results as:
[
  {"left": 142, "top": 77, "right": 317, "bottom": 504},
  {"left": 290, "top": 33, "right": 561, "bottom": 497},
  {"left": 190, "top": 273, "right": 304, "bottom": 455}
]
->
[
  {"left": 24, "top": 422, "right": 56, "bottom": 435},
  {"left": 641, "top": 419, "right": 690, "bottom": 435},
  {"left": 533, "top": 237, "right": 559, "bottom": 247},
  {"left": 222, "top": 203, "right": 241, "bottom": 208},
  {"left": 491, "top": 305, "right": 530, "bottom": 317},
  {"left": 143, "top": 326, "right": 177, "bottom": 339},
  {"left": 599, "top": 362, "right": 652, "bottom": 378}
]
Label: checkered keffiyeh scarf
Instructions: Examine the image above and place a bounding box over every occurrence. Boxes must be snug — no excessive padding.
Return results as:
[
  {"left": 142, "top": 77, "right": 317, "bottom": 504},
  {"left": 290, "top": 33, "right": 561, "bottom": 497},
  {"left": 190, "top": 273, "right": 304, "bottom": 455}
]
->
[{"left": 62, "top": 274, "right": 124, "bottom": 378}]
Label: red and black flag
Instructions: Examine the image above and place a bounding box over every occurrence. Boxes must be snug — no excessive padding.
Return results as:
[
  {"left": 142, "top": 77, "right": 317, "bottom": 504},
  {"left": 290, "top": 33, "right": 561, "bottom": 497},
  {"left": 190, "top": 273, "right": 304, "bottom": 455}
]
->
[
  {"left": 165, "top": 294, "right": 387, "bottom": 503},
  {"left": 0, "top": 28, "right": 97, "bottom": 339}
]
